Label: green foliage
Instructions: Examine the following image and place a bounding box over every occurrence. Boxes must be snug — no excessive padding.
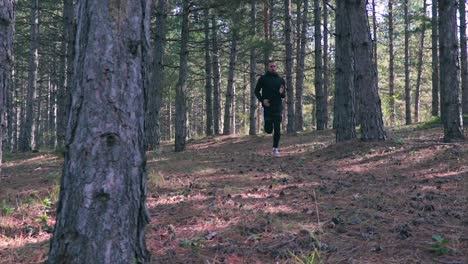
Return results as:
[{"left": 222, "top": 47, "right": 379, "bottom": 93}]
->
[
  {"left": 417, "top": 116, "right": 441, "bottom": 129},
  {"left": 289, "top": 248, "right": 321, "bottom": 264},
  {"left": 148, "top": 169, "right": 165, "bottom": 189},
  {"left": 35, "top": 212, "right": 52, "bottom": 232},
  {"left": 2, "top": 199, "right": 14, "bottom": 216},
  {"left": 179, "top": 237, "right": 205, "bottom": 254},
  {"left": 430, "top": 235, "right": 449, "bottom": 256}
]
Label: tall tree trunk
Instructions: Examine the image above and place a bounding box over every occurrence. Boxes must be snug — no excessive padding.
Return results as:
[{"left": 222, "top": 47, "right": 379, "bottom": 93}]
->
[
  {"left": 294, "top": 0, "right": 305, "bottom": 131},
  {"left": 19, "top": 0, "right": 39, "bottom": 152},
  {"left": 349, "top": 0, "right": 386, "bottom": 141},
  {"left": 388, "top": 0, "right": 396, "bottom": 125},
  {"left": 460, "top": 0, "right": 468, "bottom": 115},
  {"left": 263, "top": 0, "right": 271, "bottom": 70},
  {"left": 294, "top": 0, "right": 308, "bottom": 131},
  {"left": 439, "top": 0, "right": 464, "bottom": 141},
  {"left": 249, "top": 0, "right": 258, "bottom": 135},
  {"left": 371, "top": 0, "right": 378, "bottom": 65},
  {"left": 11, "top": 73, "right": 19, "bottom": 150},
  {"left": 175, "top": 0, "right": 190, "bottom": 152},
  {"left": 0, "top": 0, "right": 15, "bottom": 172},
  {"left": 47, "top": 0, "right": 151, "bottom": 262},
  {"left": 204, "top": 8, "right": 213, "bottom": 137},
  {"left": 431, "top": 0, "right": 439, "bottom": 116},
  {"left": 6, "top": 54, "right": 14, "bottom": 151},
  {"left": 223, "top": 29, "right": 238, "bottom": 135},
  {"left": 56, "top": 0, "right": 74, "bottom": 149},
  {"left": 34, "top": 77, "right": 42, "bottom": 149},
  {"left": 212, "top": 17, "right": 221, "bottom": 135},
  {"left": 335, "top": 0, "right": 356, "bottom": 142},
  {"left": 414, "top": 0, "right": 427, "bottom": 123},
  {"left": 48, "top": 73, "right": 56, "bottom": 147},
  {"left": 323, "top": 0, "right": 329, "bottom": 129},
  {"left": 147, "top": 0, "right": 167, "bottom": 151},
  {"left": 242, "top": 70, "right": 247, "bottom": 132},
  {"left": 404, "top": 0, "right": 412, "bottom": 125},
  {"left": 314, "top": 0, "right": 326, "bottom": 130},
  {"left": 284, "top": 0, "right": 295, "bottom": 133}
]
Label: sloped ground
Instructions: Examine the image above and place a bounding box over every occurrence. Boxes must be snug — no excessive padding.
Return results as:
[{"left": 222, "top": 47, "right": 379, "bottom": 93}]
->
[{"left": 1, "top": 126, "right": 467, "bottom": 263}]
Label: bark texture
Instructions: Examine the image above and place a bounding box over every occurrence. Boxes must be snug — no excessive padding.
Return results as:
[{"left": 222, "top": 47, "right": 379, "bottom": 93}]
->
[
  {"left": 334, "top": 0, "right": 356, "bottom": 142},
  {"left": 0, "top": 0, "right": 16, "bottom": 172},
  {"left": 348, "top": 0, "right": 386, "bottom": 141},
  {"left": 439, "top": 0, "right": 464, "bottom": 141},
  {"left": 47, "top": 1, "right": 151, "bottom": 263}
]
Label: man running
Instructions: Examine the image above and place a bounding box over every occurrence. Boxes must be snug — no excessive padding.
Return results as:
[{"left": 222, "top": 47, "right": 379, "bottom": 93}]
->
[{"left": 255, "top": 60, "right": 286, "bottom": 156}]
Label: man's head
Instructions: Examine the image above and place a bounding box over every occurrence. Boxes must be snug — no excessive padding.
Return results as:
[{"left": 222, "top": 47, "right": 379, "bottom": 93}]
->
[{"left": 267, "top": 60, "right": 278, "bottom": 74}]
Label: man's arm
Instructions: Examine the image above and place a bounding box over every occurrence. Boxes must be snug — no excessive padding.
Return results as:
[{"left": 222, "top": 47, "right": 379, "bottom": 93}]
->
[
  {"left": 254, "top": 77, "right": 263, "bottom": 102},
  {"left": 279, "top": 79, "right": 286, "bottom": 98}
]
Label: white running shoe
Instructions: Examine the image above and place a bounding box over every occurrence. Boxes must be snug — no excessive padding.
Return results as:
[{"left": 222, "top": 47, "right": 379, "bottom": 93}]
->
[{"left": 272, "top": 148, "right": 280, "bottom": 156}]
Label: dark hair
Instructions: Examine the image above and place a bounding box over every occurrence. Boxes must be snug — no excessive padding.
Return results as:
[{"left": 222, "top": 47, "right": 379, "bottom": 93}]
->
[{"left": 267, "top": 60, "right": 276, "bottom": 65}]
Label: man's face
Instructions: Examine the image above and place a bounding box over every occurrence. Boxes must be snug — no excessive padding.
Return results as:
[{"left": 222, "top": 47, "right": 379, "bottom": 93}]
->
[{"left": 268, "top": 62, "right": 277, "bottom": 74}]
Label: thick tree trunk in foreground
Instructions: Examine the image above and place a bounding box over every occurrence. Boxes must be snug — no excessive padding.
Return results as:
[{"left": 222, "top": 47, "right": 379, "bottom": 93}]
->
[
  {"left": 334, "top": 0, "right": 356, "bottom": 142},
  {"left": 47, "top": 1, "right": 151, "bottom": 263},
  {"left": 0, "top": 0, "right": 16, "bottom": 173},
  {"left": 348, "top": 0, "right": 386, "bottom": 141},
  {"left": 439, "top": 0, "right": 464, "bottom": 141}
]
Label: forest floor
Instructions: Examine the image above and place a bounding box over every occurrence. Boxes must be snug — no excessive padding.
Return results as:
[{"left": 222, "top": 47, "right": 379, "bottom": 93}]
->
[{"left": 0, "top": 124, "right": 467, "bottom": 264}]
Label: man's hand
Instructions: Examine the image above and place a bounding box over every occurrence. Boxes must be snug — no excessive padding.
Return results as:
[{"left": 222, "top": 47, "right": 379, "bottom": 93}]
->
[
  {"left": 263, "top": 99, "right": 270, "bottom": 107},
  {"left": 279, "top": 85, "right": 285, "bottom": 94}
]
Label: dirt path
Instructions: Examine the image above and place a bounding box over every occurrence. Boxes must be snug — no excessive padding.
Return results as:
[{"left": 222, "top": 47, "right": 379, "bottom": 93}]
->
[{"left": 1, "top": 127, "right": 467, "bottom": 263}]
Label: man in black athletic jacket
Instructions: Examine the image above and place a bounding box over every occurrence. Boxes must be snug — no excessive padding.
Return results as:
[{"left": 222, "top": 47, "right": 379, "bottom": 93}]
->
[{"left": 255, "top": 60, "right": 286, "bottom": 156}]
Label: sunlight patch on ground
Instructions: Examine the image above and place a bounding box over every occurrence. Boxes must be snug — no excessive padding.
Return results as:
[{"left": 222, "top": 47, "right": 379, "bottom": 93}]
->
[
  {"left": 0, "top": 233, "right": 51, "bottom": 249},
  {"left": 3, "top": 155, "right": 58, "bottom": 169},
  {"left": 192, "top": 168, "right": 218, "bottom": 177},
  {"left": 263, "top": 205, "right": 298, "bottom": 214},
  {"left": 177, "top": 216, "right": 233, "bottom": 234},
  {"left": 148, "top": 193, "right": 210, "bottom": 206},
  {"left": 424, "top": 169, "right": 467, "bottom": 179},
  {"left": 146, "top": 156, "right": 170, "bottom": 164}
]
